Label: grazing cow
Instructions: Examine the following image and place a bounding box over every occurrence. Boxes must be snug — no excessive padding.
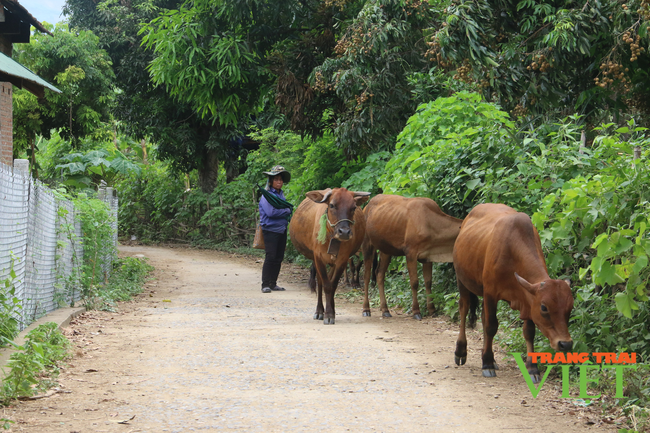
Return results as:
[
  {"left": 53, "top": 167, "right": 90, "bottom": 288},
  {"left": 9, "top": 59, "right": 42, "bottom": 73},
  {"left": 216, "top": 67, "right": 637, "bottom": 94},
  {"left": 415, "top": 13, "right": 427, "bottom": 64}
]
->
[
  {"left": 361, "top": 194, "right": 463, "bottom": 320},
  {"left": 290, "top": 188, "right": 370, "bottom": 324},
  {"left": 453, "top": 203, "right": 574, "bottom": 383}
]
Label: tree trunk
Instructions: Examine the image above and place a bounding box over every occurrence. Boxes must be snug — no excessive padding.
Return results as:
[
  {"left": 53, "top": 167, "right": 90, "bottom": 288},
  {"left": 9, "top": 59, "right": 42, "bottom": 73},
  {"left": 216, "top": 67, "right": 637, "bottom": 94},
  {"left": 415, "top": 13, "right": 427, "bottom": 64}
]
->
[
  {"left": 198, "top": 148, "right": 219, "bottom": 193},
  {"left": 141, "top": 139, "right": 148, "bottom": 165}
]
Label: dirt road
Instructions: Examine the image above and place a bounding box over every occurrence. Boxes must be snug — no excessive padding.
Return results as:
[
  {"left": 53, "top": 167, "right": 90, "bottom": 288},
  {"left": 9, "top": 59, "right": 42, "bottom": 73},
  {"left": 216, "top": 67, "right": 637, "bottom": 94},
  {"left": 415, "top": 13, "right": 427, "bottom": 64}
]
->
[{"left": 5, "top": 246, "right": 617, "bottom": 432}]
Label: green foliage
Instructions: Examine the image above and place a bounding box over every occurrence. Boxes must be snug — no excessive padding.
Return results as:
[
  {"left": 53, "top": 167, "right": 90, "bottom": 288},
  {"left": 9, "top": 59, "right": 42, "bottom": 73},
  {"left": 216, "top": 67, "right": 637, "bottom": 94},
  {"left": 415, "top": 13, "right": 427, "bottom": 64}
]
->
[
  {"left": 33, "top": 128, "right": 147, "bottom": 192},
  {"left": 342, "top": 151, "right": 391, "bottom": 195},
  {"left": 430, "top": 0, "right": 650, "bottom": 123},
  {"left": 116, "top": 127, "right": 365, "bottom": 247},
  {"left": 11, "top": 90, "right": 41, "bottom": 162},
  {"left": 380, "top": 91, "right": 515, "bottom": 216},
  {"left": 141, "top": 0, "right": 266, "bottom": 125},
  {"left": 242, "top": 128, "right": 305, "bottom": 191},
  {"left": 72, "top": 194, "right": 117, "bottom": 304},
  {"left": 116, "top": 161, "right": 187, "bottom": 242},
  {"left": 480, "top": 116, "right": 602, "bottom": 217},
  {"left": 193, "top": 177, "right": 259, "bottom": 247},
  {"left": 56, "top": 148, "right": 141, "bottom": 191},
  {"left": 0, "top": 257, "right": 23, "bottom": 344},
  {"left": 13, "top": 23, "right": 116, "bottom": 146},
  {"left": 93, "top": 256, "right": 154, "bottom": 311},
  {"left": 1, "top": 323, "right": 71, "bottom": 405},
  {"left": 281, "top": 134, "right": 360, "bottom": 203},
  {"left": 313, "top": 0, "right": 441, "bottom": 155},
  {"left": 522, "top": 122, "right": 650, "bottom": 360},
  {"left": 33, "top": 130, "right": 74, "bottom": 183}
]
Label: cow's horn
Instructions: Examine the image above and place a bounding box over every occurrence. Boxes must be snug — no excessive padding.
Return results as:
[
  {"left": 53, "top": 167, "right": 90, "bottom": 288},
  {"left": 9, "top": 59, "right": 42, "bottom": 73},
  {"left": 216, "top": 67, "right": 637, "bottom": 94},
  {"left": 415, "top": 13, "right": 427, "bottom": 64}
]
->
[
  {"left": 514, "top": 272, "right": 536, "bottom": 295},
  {"left": 306, "top": 188, "right": 333, "bottom": 203},
  {"left": 352, "top": 191, "right": 371, "bottom": 204}
]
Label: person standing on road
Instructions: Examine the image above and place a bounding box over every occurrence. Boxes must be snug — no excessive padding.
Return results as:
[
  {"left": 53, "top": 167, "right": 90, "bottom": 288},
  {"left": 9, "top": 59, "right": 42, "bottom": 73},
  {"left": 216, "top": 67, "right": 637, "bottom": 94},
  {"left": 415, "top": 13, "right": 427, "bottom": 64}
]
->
[{"left": 259, "top": 165, "right": 293, "bottom": 293}]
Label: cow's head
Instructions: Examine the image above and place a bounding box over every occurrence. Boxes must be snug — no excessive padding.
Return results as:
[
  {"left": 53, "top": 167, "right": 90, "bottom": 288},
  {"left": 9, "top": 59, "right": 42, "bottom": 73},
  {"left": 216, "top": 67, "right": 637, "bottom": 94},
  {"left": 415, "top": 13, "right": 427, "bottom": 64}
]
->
[
  {"left": 306, "top": 188, "right": 370, "bottom": 241},
  {"left": 515, "top": 273, "right": 574, "bottom": 352}
]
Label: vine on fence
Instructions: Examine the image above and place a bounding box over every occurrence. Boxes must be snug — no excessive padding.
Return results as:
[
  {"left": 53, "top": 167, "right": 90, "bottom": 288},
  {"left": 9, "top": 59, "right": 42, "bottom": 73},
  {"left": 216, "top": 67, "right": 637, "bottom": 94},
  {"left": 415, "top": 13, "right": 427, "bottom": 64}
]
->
[
  {"left": 0, "top": 255, "right": 23, "bottom": 345},
  {"left": 52, "top": 189, "right": 117, "bottom": 309},
  {"left": 54, "top": 192, "right": 83, "bottom": 307}
]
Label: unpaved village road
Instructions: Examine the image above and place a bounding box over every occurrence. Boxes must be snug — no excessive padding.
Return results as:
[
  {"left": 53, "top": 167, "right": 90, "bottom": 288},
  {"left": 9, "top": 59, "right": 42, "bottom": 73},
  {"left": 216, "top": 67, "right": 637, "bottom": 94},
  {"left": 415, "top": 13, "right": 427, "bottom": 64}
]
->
[{"left": 5, "top": 246, "right": 617, "bottom": 432}]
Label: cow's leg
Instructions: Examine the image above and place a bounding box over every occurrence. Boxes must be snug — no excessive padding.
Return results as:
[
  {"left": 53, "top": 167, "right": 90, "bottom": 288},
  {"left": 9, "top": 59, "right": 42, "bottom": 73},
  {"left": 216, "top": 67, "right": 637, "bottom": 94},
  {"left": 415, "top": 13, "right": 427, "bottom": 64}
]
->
[
  {"left": 345, "top": 258, "right": 351, "bottom": 286},
  {"left": 481, "top": 295, "right": 499, "bottom": 378},
  {"left": 323, "top": 264, "right": 346, "bottom": 325},
  {"left": 377, "top": 252, "right": 393, "bottom": 317},
  {"left": 361, "top": 241, "right": 376, "bottom": 316},
  {"left": 314, "top": 260, "right": 327, "bottom": 320},
  {"left": 423, "top": 262, "right": 435, "bottom": 317},
  {"left": 406, "top": 256, "right": 422, "bottom": 320},
  {"left": 308, "top": 263, "right": 317, "bottom": 292},
  {"left": 454, "top": 280, "right": 471, "bottom": 366},
  {"left": 353, "top": 256, "right": 362, "bottom": 288},
  {"left": 314, "top": 270, "right": 324, "bottom": 321},
  {"left": 347, "top": 256, "right": 360, "bottom": 288},
  {"left": 523, "top": 319, "right": 541, "bottom": 383}
]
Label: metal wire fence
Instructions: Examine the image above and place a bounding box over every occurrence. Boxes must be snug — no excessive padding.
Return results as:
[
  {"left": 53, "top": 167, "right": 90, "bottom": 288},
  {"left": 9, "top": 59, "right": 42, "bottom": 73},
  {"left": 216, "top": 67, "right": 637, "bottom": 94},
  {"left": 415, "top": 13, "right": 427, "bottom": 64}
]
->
[{"left": 0, "top": 161, "right": 118, "bottom": 330}]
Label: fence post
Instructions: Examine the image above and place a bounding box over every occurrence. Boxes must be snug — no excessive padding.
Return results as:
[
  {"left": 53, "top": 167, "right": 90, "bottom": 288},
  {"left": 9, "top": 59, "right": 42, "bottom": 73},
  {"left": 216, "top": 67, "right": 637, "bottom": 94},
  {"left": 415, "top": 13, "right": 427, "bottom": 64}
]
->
[{"left": 13, "top": 159, "right": 29, "bottom": 174}]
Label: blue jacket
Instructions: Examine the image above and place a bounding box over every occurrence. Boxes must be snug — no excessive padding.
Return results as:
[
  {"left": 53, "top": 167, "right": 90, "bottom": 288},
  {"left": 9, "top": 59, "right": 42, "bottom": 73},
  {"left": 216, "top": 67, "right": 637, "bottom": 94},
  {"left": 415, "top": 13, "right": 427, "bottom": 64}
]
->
[{"left": 259, "top": 188, "right": 291, "bottom": 233}]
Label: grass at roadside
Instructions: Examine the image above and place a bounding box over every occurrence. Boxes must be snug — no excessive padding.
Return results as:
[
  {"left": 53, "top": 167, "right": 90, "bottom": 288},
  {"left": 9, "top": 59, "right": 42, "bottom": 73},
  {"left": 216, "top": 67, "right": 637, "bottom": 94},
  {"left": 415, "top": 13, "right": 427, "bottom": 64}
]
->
[
  {"left": 0, "top": 322, "right": 72, "bottom": 428},
  {"left": 84, "top": 256, "right": 154, "bottom": 311}
]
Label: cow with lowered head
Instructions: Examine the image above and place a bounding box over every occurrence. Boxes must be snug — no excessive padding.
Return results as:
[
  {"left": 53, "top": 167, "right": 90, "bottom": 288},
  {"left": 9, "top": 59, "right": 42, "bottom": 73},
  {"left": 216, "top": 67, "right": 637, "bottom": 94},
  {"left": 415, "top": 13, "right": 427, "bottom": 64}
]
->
[
  {"left": 290, "top": 188, "right": 370, "bottom": 324},
  {"left": 453, "top": 203, "right": 574, "bottom": 383}
]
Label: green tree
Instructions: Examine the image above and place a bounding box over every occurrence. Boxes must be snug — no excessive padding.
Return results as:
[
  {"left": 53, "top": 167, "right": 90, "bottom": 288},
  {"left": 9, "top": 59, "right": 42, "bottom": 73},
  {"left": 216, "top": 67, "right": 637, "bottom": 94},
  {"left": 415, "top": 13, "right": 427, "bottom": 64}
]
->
[
  {"left": 312, "top": 0, "right": 446, "bottom": 156},
  {"left": 428, "top": 0, "right": 650, "bottom": 124},
  {"left": 65, "top": 0, "right": 259, "bottom": 192},
  {"left": 139, "top": 0, "right": 359, "bottom": 128},
  {"left": 13, "top": 23, "right": 116, "bottom": 147}
]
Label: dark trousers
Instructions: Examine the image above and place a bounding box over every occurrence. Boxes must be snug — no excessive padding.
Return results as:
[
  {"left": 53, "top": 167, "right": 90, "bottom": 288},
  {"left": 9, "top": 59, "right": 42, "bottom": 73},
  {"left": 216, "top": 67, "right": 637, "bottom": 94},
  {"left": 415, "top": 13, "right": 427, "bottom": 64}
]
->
[{"left": 261, "top": 229, "right": 287, "bottom": 289}]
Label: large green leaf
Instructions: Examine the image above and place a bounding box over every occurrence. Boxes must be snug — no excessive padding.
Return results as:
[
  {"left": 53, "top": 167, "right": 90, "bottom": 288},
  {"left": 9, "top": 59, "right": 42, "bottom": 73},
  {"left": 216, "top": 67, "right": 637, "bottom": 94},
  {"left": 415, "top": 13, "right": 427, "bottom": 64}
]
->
[
  {"left": 110, "top": 157, "right": 142, "bottom": 175},
  {"left": 614, "top": 292, "right": 639, "bottom": 319}
]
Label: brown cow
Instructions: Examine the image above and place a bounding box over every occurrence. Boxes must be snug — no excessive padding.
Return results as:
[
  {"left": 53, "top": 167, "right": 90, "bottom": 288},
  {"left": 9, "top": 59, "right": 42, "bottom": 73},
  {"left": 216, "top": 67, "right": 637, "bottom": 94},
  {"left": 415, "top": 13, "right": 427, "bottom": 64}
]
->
[
  {"left": 453, "top": 203, "right": 574, "bottom": 383},
  {"left": 290, "top": 188, "right": 370, "bottom": 324},
  {"left": 361, "top": 194, "right": 463, "bottom": 320}
]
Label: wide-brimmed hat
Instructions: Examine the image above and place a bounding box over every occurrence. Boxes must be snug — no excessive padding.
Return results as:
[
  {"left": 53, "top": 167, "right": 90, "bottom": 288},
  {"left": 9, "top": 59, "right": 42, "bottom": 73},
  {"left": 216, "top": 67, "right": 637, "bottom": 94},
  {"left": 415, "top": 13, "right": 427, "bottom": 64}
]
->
[{"left": 263, "top": 165, "right": 291, "bottom": 184}]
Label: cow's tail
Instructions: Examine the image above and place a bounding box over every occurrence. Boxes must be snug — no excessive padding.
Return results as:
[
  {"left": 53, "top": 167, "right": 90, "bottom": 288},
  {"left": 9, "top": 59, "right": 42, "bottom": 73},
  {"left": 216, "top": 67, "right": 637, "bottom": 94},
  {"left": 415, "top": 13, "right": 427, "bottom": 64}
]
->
[
  {"left": 308, "top": 263, "right": 317, "bottom": 293},
  {"left": 467, "top": 292, "right": 479, "bottom": 329}
]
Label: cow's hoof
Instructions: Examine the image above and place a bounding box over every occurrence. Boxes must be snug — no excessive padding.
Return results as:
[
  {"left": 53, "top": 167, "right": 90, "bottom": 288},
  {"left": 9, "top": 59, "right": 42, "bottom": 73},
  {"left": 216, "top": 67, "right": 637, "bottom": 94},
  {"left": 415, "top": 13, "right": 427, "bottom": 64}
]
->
[
  {"left": 382, "top": 311, "right": 392, "bottom": 318},
  {"left": 482, "top": 369, "right": 497, "bottom": 378},
  {"left": 323, "top": 317, "right": 335, "bottom": 325},
  {"left": 455, "top": 355, "right": 466, "bottom": 366},
  {"left": 529, "top": 373, "right": 540, "bottom": 384},
  {"left": 362, "top": 311, "right": 371, "bottom": 317},
  {"left": 413, "top": 313, "right": 422, "bottom": 321},
  {"left": 314, "top": 313, "right": 323, "bottom": 320}
]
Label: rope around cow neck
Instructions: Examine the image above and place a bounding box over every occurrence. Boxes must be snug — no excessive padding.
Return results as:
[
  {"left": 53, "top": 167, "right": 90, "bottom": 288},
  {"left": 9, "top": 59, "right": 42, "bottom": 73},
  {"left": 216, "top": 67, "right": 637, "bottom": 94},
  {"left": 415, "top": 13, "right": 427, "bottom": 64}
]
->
[{"left": 317, "top": 212, "right": 356, "bottom": 244}]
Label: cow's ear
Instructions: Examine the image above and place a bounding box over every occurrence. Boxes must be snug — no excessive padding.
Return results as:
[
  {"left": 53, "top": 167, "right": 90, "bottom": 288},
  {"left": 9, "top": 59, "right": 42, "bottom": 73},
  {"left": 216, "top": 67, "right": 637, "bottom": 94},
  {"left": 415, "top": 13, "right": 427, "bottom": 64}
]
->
[
  {"left": 515, "top": 272, "right": 537, "bottom": 295},
  {"left": 306, "top": 188, "right": 333, "bottom": 203},
  {"left": 353, "top": 191, "right": 371, "bottom": 205}
]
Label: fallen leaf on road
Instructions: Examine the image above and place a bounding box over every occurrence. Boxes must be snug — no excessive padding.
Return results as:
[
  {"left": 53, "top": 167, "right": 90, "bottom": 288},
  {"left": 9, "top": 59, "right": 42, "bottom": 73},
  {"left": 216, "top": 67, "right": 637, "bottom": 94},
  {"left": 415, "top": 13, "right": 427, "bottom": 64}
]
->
[{"left": 118, "top": 415, "right": 136, "bottom": 424}]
